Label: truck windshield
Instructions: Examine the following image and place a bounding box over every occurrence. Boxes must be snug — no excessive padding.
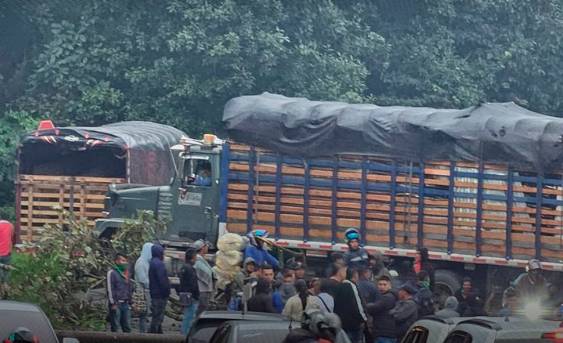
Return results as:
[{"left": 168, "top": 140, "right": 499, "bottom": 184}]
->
[{"left": 180, "top": 154, "right": 212, "bottom": 187}]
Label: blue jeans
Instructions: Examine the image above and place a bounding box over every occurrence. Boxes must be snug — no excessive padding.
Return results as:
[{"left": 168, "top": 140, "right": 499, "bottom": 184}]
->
[
  {"left": 375, "top": 337, "right": 397, "bottom": 343},
  {"left": 109, "top": 302, "right": 131, "bottom": 333},
  {"left": 345, "top": 329, "right": 364, "bottom": 343},
  {"left": 0, "top": 255, "right": 11, "bottom": 284},
  {"left": 181, "top": 301, "right": 199, "bottom": 335}
]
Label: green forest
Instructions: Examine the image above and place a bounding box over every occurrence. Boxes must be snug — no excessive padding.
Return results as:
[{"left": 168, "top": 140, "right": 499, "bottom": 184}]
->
[{"left": 1, "top": 0, "right": 563, "bottom": 212}]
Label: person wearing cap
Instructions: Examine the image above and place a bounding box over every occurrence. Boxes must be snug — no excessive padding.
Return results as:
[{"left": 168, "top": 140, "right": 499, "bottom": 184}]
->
[
  {"left": 286, "top": 257, "right": 306, "bottom": 281},
  {"left": 243, "top": 229, "right": 280, "bottom": 269},
  {"left": 193, "top": 239, "right": 215, "bottom": 315},
  {"left": 366, "top": 275, "right": 399, "bottom": 343},
  {"left": 390, "top": 284, "right": 418, "bottom": 341},
  {"left": 343, "top": 228, "right": 369, "bottom": 272}
]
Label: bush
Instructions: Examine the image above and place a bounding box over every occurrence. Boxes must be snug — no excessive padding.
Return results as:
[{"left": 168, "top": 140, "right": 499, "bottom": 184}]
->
[{"left": 6, "top": 209, "right": 166, "bottom": 330}]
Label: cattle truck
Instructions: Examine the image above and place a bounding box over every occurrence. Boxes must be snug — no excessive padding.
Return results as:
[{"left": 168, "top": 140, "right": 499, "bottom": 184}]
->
[
  {"left": 15, "top": 120, "right": 184, "bottom": 243},
  {"left": 95, "top": 93, "right": 563, "bottom": 307}
]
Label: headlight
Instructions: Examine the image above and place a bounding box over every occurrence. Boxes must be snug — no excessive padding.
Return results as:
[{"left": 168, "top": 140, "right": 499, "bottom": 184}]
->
[{"left": 524, "top": 301, "right": 542, "bottom": 321}]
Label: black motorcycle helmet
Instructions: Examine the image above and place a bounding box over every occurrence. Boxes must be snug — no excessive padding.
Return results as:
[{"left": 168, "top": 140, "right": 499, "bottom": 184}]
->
[{"left": 3, "top": 327, "right": 39, "bottom": 343}]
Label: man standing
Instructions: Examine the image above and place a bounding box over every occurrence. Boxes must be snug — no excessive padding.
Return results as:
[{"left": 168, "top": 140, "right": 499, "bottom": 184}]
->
[
  {"left": 247, "top": 277, "right": 275, "bottom": 313},
  {"left": 262, "top": 263, "right": 284, "bottom": 313},
  {"left": 369, "top": 252, "right": 391, "bottom": 284},
  {"left": 343, "top": 228, "right": 369, "bottom": 271},
  {"left": 180, "top": 248, "right": 200, "bottom": 335},
  {"left": 358, "top": 267, "right": 379, "bottom": 343},
  {"left": 0, "top": 217, "right": 13, "bottom": 285},
  {"left": 367, "top": 276, "right": 399, "bottom": 343},
  {"left": 334, "top": 268, "right": 367, "bottom": 343},
  {"left": 193, "top": 239, "right": 214, "bottom": 315},
  {"left": 107, "top": 253, "right": 133, "bottom": 333},
  {"left": 358, "top": 268, "right": 379, "bottom": 304},
  {"left": 149, "top": 244, "right": 170, "bottom": 334},
  {"left": 414, "top": 270, "right": 434, "bottom": 318},
  {"left": 391, "top": 284, "right": 418, "bottom": 342},
  {"left": 325, "top": 264, "right": 346, "bottom": 298},
  {"left": 134, "top": 242, "right": 153, "bottom": 333}
]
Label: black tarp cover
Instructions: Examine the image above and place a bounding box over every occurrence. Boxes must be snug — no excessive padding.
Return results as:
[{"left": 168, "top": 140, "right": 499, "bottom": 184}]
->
[
  {"left": 224, "top": 93, "right": 563, "bottom": 172},
  {"left": 21, "top": 121, "right": 185, "bottom": 185}
]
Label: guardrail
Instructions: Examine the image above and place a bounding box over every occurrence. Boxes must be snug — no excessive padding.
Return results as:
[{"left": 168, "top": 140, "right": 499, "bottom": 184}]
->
[{"left": 56, "top": 331, "right": 186, "bottom": 343}]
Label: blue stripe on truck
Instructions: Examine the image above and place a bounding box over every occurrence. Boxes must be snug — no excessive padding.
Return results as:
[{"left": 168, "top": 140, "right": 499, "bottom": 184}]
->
[
  {"left": 219, "top": 142, "right": 230, "bottom": 223},
  {"left": 506, "top": 166, "right": 514, "bottom": 260},
  {"left": 246, "top": 146, "right": 255, "bottom": 233},
  {"left": 303, "top": 159, "right": 311, "bottom": 243},
  {"left": 475, "top": 162, "right": 484, "bottom": 257}
]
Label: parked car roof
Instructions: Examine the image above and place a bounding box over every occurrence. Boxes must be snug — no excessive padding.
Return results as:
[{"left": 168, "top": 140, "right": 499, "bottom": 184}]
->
[
  {"left": 444, "top": 317, "right": 563, "bottom": 343},
  {"left": 210, "top": 320, "right": 301, "bottom": 343},
  {"left": 0, "top": 301, "right": 59, "bottom": 343},
  {"left": 401, "top": 315, "right": 471, "bottom": 343},
  {"left": 186, "top": 311, "right": 284, "bottom": 343}
]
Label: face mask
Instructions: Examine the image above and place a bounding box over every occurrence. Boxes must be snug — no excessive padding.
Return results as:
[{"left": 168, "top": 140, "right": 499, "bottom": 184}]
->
[
  {"left": 421, "top": 280, "right": 430, "bottom": 289},
  {"left": 116, "top": 264, "right": 126, "bottom": 273}
]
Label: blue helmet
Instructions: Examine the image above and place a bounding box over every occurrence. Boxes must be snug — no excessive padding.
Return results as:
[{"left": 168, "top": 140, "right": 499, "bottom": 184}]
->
[{"left": 344, "top": 228, "right": 360, "bottom": 243}]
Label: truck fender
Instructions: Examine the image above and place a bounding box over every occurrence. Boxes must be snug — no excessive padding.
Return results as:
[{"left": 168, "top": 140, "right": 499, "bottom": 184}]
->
[
  {"left": 94, "top": 218, "right": 125, "bottom": 239},
  {"left": 434, "top": 269, "right": 462, "bottom": 310}
]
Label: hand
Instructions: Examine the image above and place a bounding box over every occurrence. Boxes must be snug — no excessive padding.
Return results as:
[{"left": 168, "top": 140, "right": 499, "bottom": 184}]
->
[
  {"left": 111, "top": 304, "right": 118, "bottom": 311},
  {"left": 131, "top": 305, "right": 137, "bottom": 311}
]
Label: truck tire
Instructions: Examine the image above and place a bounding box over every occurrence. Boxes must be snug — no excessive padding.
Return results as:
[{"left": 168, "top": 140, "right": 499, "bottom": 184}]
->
[{"left": 434, "top": 269, "right": 462, "bottom": 310}]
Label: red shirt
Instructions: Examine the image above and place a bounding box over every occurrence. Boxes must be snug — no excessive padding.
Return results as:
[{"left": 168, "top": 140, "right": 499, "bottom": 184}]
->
[{"left": 0, "top": 220, "right": 13, "bottom": 256}]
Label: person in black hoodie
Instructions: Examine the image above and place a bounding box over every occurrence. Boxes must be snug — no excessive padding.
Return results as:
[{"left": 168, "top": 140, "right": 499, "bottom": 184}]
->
[
  {"left": 414, "top": 270, "right": 434, "bottom": 318},
  {"left": 148, "top": 244, "right": 170, "bottom": 334},
  {"left": 334, "top": 267, "right": 367, "bottom": 343},
  {"left": 454, "top": 277, "right": 486, "bottom": 317},
  {"left": 179, "top": 248, "right": 199, "bottom": 335},
  {"left": 247, "top": 277, "right": 275, "bottom": 313},
  {"left": 367, "top": 276, "right": 398, "bottom": 343}
]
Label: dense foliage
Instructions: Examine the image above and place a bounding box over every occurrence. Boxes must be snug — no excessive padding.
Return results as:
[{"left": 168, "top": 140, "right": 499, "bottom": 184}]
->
[
  {"left": 4, "top": 210, "right": 165, "bottom": 329},
  {"left": 1, "top": 0, "right": 563, "bottom": 209}
]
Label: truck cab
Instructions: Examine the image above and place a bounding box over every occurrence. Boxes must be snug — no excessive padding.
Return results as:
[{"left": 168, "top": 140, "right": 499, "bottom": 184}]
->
[{"left": 95, "top": 135, "right": 224, "bottom": 248}]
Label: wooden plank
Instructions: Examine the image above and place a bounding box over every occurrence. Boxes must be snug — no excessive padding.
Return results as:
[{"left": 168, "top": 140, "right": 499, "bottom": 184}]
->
[
  {"left": 21, "top": 218, "right": 63, "bottom": 224},
  {"left": 27, "top": 184, "right": 34, "bottom": 242},
  {"left": 20, "top": 201, "right": 105, "bottom": 209},
  {"left": 19, "top": 174, "right": 125, "bottom": 184},
  {"left": 20, "top": 209, "right": 62, "bottom": 216}
]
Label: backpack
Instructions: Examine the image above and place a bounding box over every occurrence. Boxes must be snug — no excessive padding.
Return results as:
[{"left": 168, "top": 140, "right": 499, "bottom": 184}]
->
[{"left": 415, "top": 288, "right": 434, "bottom": 317}]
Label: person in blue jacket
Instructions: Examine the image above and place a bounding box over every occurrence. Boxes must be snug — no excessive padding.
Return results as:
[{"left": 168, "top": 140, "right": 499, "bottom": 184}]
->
[
  {"left": 243, "top": 229, "right": 279, "bottom": 269},
  {"left": 148, "top": 244, "right": 170, "bottom": 334}
]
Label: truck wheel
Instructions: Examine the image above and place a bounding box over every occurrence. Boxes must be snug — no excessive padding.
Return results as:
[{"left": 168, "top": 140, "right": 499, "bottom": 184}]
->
[{"left": 434, "top": 269, "right": 461, "bottom": 310}]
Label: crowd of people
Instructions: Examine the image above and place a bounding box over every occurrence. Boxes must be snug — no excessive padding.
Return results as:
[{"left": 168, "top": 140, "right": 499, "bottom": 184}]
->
[
  {"left": 105, "top": 239, "right": 217, "bottom": 334},
  {"left": 99, "top": 226, "right": 555, "bottom": 342}
]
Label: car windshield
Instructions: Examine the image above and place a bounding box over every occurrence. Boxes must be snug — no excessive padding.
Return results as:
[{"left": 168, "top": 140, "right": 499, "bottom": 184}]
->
[{"left": 0, "top": 309, "right": 58, "bottom": 343}]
